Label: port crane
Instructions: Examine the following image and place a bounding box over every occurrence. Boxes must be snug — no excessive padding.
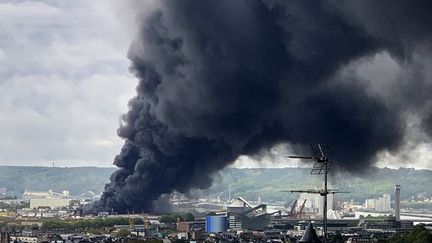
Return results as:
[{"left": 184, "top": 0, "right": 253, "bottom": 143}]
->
[
  {"left": 286, "top": 199, "right": 308, "bottom": 219},
  {"left": 298, "top": 199, "right": 307, "bottom": 219}
]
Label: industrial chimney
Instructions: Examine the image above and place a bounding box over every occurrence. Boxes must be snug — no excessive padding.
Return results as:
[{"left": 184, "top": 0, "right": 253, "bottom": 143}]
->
[{"left": 395, "top": 185, "right": 401, "bottom": 221}]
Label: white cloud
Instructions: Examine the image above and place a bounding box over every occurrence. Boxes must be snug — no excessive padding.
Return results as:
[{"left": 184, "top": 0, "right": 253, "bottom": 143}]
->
[{"left": 0, "top": 0, "right": 159, "bottom": 166}]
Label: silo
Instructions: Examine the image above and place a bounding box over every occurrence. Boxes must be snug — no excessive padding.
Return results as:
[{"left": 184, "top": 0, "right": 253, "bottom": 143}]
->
[
  {"left": 395, "top": 185, "right": 401, "bottom": 221},
  {"left": 205, "top": 215, "right": 228, "bottom": 233}
]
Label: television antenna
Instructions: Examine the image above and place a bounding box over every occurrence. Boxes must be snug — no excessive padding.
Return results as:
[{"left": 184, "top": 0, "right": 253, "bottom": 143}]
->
[{"left": 283, "top": 144, "right": 348, "bottom": 243}]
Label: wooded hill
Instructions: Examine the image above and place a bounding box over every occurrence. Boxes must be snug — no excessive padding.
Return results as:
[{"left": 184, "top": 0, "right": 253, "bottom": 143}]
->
[{"left": 0, "top": 166, "right": 430, "bottom": 203}]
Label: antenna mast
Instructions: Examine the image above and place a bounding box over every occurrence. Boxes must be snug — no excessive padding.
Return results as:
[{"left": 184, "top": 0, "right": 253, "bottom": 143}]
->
[{"left": 286, "top": 144, "right": 333, "bottom": 243}]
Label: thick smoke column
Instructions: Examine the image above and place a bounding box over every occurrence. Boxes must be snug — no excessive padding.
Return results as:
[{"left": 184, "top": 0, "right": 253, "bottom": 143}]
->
[{"left": 99, "top": 0, "right": 432, "bottom": 212}]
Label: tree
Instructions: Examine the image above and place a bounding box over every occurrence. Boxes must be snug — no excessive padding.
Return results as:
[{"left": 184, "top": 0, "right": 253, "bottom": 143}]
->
[
  {"left": 184, "top": 213, "right": 195, "bottom": 221},
  {"left": 116, "top": 229, "right": 131, "bottom": 238},
  {"left": 389, "top": 224, "right": 432, "bottom": 243},
  {"left": 329, "top": 233, "right": 346, "bottom": 243}
]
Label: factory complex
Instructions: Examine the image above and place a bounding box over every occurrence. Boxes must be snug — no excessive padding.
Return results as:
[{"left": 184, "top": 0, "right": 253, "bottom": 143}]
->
[
  {"left": 167, "top": 186, "right": 420, "bottom": 242},
  {"left": 0, "top": 184, "right": 429, "bottom": 242}
]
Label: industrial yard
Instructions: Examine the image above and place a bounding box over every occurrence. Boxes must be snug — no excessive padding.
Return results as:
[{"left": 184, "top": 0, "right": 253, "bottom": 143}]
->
[{"left": 0, "top": 177, "right": 430, "bottom": 242}]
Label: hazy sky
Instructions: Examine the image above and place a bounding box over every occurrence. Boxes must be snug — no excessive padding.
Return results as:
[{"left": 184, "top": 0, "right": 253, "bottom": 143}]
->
[
  {"left": 0, "top": 0, "right": 138, "bottom": 167},
  {"left": 1, "top": 0, "right": 431, "bottom": 169}
]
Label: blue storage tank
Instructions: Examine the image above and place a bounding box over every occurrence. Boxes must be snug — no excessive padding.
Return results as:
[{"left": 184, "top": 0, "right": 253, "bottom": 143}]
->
[{"left": 205, "top": 215, "right": 228, "bottom": 233}]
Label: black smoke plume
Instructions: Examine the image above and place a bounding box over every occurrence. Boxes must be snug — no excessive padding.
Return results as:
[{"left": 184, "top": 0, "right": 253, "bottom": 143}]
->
[{"left": 98, "top": 0, "right": 432, "bottom": 212}]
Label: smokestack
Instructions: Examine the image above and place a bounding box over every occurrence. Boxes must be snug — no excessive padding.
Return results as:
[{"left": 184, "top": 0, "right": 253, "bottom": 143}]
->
[
  {"left": 395, "top": 185, "right": 401, "bottom": 221},
  {"left": 96, "top": 1, "right": 432, "bottom": 213}
]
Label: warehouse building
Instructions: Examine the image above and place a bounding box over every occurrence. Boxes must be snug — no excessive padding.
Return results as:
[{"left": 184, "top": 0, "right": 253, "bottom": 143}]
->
[{"left": 29, "top": 198, "right": 70, "bottom": 209}]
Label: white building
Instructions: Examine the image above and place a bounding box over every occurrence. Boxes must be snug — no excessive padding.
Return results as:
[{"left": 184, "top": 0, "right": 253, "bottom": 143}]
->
[
  {"left": 298, "top": 193, "right": 319, "bottom": 214},
  {"left": 365, "top": 199, "right": 376, "bottom": 209},
  {"left": 377, "top": 194, "right": 391, "bottom": 211},
  {"left": 318, "top": 193, "right": 334, "bottom": 215},
  {"left": 10, "top": 236, "right": 37, "bottom": 243},
  {"left": 298, "top": 193, "right": 334, "bottom": 215},
  {"left": 29, "top": 198, "right": 70, "bottom": 209},
  {"left": 363, "top": 194, "right": 391, "bottom": 212},
  {"left": 23, "top": 189, "right": 70, "bottom": 200}
]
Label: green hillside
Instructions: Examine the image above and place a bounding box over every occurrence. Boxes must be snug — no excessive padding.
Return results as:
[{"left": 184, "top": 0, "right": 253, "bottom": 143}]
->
[
  {"left": 0, "top": 166, "right": 115, "bottom": 196},
  {"left": 0, "top": 166, "right": 430, "bottom": 203},
  {"left": 199, "top": 167, "right": 432, "bottom": 203}
]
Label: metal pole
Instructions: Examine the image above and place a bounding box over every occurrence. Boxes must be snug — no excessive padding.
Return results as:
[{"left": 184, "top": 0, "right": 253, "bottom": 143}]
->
[{"left": 323, "top": 162, "right": 328, "bottom": 243}]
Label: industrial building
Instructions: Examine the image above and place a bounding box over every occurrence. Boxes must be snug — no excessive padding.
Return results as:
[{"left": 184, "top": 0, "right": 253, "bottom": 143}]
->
[
  {"left": 226, "top": 197, "right": 274, "bottom": 231},
  {"left": 21, "top": 189, "right": 72, "bottom": 210},
  {"left": 205, "top": 215, "right": 228, "bottom": 233},
  {"left": 364, "top": 194, "right": 391, "bottom": 212},
  {"left": 29, "top": 198, "right": 70, "bottom": 209},
  {"left": 298, "top": 193, "right": 334, "bottom": 215},
  {"left": 23, "top": 189, "right": 70, "bottom": 200},
  {"left": 178, "top": 219, "right": 205, "bottom": 232},
  {"left": 201, "top": 197, "right": 277, "bottom": 232}
]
